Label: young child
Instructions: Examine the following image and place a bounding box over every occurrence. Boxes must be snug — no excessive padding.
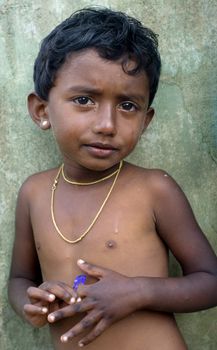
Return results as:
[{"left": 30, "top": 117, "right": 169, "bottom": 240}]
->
[{"left": 8, "top": 7, "right": 217, "bottom": 350}]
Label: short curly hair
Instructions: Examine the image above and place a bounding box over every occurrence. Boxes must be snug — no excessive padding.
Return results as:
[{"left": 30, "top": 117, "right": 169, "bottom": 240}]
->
[{"left": 33, "top": 7, "right": 161, "bottom": 106}]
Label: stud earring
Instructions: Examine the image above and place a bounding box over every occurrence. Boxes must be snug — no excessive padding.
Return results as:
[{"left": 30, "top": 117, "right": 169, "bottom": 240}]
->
[{"left": 40, "top": 119, "right": 50, "bottom": 129}]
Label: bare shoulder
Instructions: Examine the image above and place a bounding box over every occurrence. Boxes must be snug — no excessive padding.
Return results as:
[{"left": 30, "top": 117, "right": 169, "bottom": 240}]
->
[
  {"left": 18, "top": 166, "right": 60, "bottom": 204},
  {"left": 124, "top": 162, "right": 181, "bottom": 197}
]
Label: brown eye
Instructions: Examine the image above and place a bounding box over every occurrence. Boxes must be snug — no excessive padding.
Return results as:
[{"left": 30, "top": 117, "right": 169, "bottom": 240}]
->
[
  {"left": 120, "top": 102, "right": 137, "bottom": 111},
  {"left": 74, "top": 96, "right": 94, "bottom": 105}
]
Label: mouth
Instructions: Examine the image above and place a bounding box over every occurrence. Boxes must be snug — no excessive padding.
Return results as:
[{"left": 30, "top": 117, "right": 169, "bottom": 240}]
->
[
  {"left": 84, "top": 142, "right": 118, "bottom": 157},
  {"left": 87, "top": 142, "right": 118, "bottom": 150}
]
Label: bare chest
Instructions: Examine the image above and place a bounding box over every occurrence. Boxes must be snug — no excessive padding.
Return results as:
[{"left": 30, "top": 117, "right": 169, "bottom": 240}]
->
[{"left": 30, "top": 182, "right": 168, "bottom": 282}]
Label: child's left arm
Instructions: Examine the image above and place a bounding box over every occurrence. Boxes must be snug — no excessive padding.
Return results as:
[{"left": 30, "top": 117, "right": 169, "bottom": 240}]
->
[
  {"left": 48, "top": 172, "right": 217, "bottom": 346},
  {"left": 139, "top": 170, "right": 217, "bottom": 312}
]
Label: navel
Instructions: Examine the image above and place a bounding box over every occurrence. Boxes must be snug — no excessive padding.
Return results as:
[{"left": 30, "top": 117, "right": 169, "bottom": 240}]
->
[{"left": 105, "top": 240, "right": 117, "bottom": 249}]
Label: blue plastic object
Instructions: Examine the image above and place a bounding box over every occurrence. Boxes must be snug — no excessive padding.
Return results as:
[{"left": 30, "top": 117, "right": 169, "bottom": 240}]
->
[{"left": 73, "top": 274, "right": 87, "bottom": 291}]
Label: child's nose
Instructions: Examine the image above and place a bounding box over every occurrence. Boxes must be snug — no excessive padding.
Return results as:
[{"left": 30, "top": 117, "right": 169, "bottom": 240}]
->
[{"left": 92, "top": 104, "right": 117, "bottom": 136}]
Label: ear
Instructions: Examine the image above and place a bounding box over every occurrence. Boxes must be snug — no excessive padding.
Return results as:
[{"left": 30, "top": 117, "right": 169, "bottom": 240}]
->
[
  {"left": 142, "top": 107, "right": 154, "bottom": 134},
  {"left": 27, "top": 92, "right": 51, "bottom": 130}
]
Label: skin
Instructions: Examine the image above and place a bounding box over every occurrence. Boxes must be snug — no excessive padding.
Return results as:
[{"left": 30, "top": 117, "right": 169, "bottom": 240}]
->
[{"left": 8, "top": 50, "right": 217, "bottom": 350}]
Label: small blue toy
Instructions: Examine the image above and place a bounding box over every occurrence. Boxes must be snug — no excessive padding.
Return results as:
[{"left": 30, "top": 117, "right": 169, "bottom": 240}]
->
[{"left": 73, "top": 274, "right": 87, "bottom": 291}]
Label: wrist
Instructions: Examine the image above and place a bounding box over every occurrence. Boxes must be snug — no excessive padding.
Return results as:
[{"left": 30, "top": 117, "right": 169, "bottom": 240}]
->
[{"left": 130, "top": 277, "right": 153, "bottom": 311}]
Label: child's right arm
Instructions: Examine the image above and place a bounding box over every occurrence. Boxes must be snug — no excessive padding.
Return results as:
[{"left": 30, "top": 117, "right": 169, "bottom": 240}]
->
[
  {"left": 8, "top": 180, "right": 43, "bottom": 320},
  {"left": 8, "top": 180, "right": 75, "bottom": 327}
]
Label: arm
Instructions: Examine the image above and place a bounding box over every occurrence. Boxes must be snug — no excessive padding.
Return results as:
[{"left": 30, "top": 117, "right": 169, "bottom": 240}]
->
[
  {"left": 8, "top": 180, "right": 76, "bottom": 327},
  {"left": 8, "top": 180, "right": 43, "bottom": 319},
  {"left": 142, "top": 171, "right": 217, "bottom": 312}
]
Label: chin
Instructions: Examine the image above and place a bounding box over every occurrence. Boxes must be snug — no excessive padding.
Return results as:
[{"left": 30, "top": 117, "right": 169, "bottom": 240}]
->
[{"left": 83, "top": 159, "right": 121, "bottom": 172}]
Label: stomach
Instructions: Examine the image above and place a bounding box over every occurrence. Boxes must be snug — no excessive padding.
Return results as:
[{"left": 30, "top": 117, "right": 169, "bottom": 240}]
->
[{"left": 49, "top": 310, "right": 187, "bottom": 350}]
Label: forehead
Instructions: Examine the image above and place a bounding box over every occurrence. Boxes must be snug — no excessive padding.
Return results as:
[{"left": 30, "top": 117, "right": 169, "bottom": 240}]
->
[{"left": 53, "top": 49, "right": 150, "bottom": 98}]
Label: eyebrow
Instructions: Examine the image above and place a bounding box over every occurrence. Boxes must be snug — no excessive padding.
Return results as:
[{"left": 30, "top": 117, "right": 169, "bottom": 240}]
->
[
  {"left": 65, "top": 85, "right": 146, "bottom": 103},
  {"left": 65, "top": 85, "right": 102, "bottom": 95}
]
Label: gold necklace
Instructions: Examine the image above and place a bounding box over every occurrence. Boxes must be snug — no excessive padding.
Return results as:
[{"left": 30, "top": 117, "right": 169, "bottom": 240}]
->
[
  {"left": 51, "top": 161, "right": 123, "bottom": 244},
  {"left": 61, "top": 164, "right": 120, "bottom": 185}
]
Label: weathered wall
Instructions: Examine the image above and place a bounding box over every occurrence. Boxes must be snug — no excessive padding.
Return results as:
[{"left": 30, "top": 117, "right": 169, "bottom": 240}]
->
[{"left": 0, "top": 0, "right": 216, "bottom": 349}]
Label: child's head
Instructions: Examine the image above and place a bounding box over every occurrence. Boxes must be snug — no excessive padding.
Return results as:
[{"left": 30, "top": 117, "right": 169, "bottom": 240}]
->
[{"left": 33, "top": 7, "right": 161, "bottom": 107}]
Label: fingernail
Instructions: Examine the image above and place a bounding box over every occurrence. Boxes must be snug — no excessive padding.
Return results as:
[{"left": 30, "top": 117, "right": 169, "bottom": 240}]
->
[
  {"left": 61, "top": 335, "right": 68, "bottom": 343},
  {"left": 77, "top": 259, "right": 85, "bottom": 265},
  {"left": 42, "top": 307, "right": 48, "bottom": 314},
  {"left": 78, "top": 342, "right": 84, "bottom": 347},
  {"left": 77, "top": 297, "right": 82, "bottom": 303},
  {"left": 48, "top": 294, "right": 55, "bottom": 301},
  {"left": 70, "top": 297, "right": 76, "bottom": 304},
  {"left": 48, "top": 314, "right": 55, "bottom": 322}
]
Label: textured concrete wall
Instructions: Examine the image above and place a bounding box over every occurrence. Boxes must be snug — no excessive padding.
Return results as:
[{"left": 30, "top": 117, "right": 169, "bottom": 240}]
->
[{"left": 0, "top": 1, "right": 217, "bottom": 349}]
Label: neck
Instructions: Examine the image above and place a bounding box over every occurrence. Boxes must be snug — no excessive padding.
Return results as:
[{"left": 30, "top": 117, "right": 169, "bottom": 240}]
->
[{"left": 62, "top": 161, "right": 123, "bottom": 184}]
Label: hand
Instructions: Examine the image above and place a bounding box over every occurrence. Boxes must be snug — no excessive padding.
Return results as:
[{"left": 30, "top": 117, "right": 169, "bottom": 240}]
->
[
  {"left": 24, "top": 281, "right": 76, "bottom": 327},
  {"left": 47, "top": 260, "right": 137, "bottom": 347}
]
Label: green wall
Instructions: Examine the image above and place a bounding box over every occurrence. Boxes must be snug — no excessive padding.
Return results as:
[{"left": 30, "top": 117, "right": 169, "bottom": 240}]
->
[{"left": 0, "top": 1, "right": 217, "bottom": 349}]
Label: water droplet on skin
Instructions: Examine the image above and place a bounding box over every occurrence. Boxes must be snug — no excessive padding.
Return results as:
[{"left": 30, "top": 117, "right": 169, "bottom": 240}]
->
[{"left": 114, "top": 218, "right": 119, "bottom": 234}]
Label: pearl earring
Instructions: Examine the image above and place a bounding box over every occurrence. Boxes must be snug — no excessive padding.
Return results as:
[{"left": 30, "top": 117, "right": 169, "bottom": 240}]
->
[{"left": 40, "top": 119, "right": 50, "bottom": 129}]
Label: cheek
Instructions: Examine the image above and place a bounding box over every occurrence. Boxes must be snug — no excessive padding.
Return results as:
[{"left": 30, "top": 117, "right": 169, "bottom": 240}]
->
[
  {"left": 50, "top": 123, "right": 74, "bottom": 148},
  {"left": 124, "top": 126, "right": 141, "bottom": 150}
]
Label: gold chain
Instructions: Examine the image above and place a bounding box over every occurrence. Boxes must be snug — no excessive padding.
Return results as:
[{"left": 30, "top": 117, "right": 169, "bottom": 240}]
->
[
  {"left": 61, "top": 164, "right": 120, "bottom": 185},
  {"left": 51, "top": 161, "right": 123, "bottom": 244}
]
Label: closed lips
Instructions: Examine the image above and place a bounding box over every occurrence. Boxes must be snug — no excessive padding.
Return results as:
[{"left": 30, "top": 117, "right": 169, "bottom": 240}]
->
[{"left": 86, "top": 143, "right": 118, "bottom": 150}]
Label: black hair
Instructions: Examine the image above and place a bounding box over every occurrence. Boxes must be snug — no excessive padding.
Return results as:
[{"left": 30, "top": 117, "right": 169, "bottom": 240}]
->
[{"left": 34, "top": 7, "right": 161, "bottom": 106}]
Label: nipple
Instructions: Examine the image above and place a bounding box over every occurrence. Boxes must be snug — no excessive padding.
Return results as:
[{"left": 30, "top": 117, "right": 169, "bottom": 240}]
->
[{"left": 105, "top": 240, "right": 117, "bottom": 249}]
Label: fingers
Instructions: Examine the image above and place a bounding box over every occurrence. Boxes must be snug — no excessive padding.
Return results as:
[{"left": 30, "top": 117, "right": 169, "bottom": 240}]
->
[
  {"left": 77, "top": 259, "right": 109, "bottom": 279},
  {"left": 23, "top": 303, "right": 49, "bottom": 327},
  {"left": 24, "top": 303, "right": 48, "bottom": 316},
  {"left": 60, "top": 317, "right": 109, "bottom": 347},
  {"left": 60, "top": 311, "right": 102, "bottom": 344},
  {"left": 27, "top": 286, "right": 56, "bottom": 304},
  {"left": 40, "top": 281, "right": 76, "bottom": 304},
  {"left": 78, "top": 319, "right": 108, "bottom": 347},
  {"left": 47, "top": 298, "right": 94, "bottom": 323}
]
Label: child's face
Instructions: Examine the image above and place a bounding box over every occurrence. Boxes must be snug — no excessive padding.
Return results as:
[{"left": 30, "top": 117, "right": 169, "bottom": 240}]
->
[{"left": 43, "top": 49, "right": 154, "bottom": 171}]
